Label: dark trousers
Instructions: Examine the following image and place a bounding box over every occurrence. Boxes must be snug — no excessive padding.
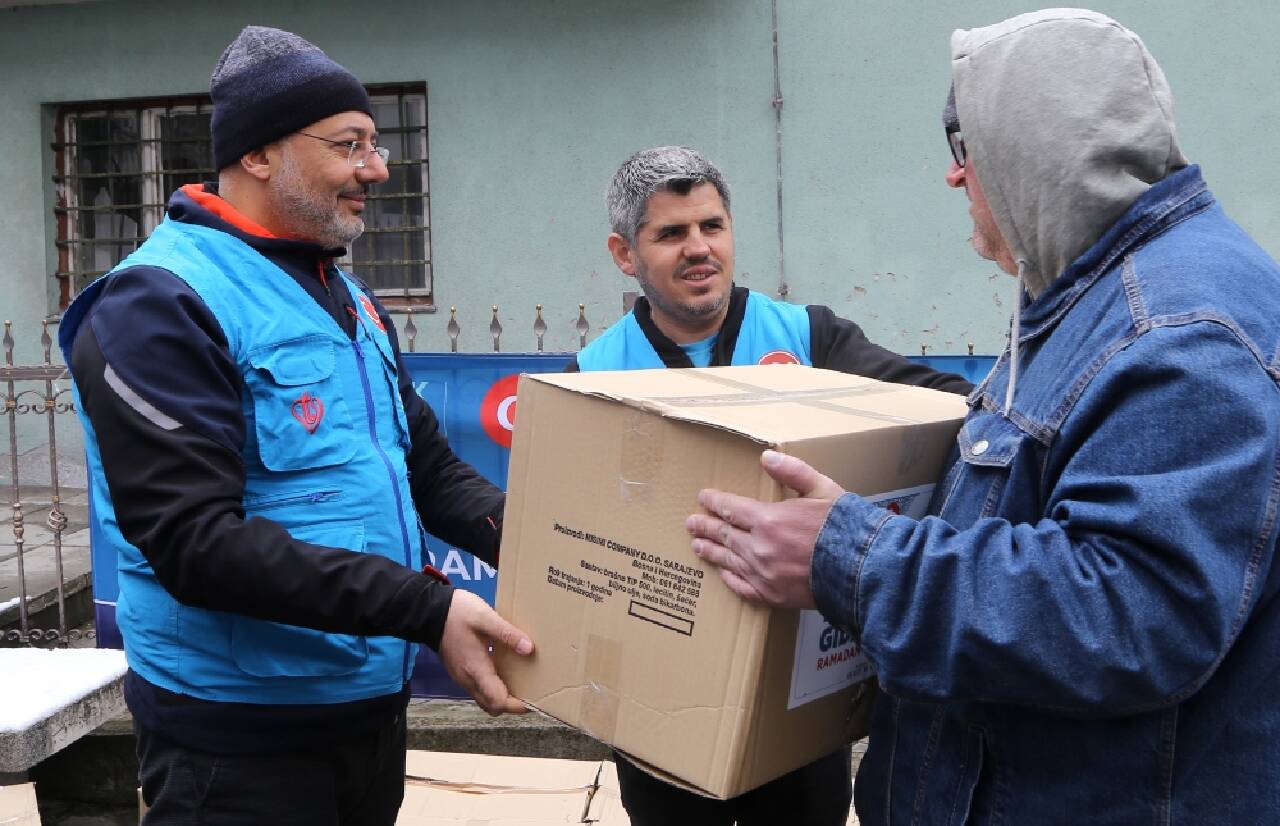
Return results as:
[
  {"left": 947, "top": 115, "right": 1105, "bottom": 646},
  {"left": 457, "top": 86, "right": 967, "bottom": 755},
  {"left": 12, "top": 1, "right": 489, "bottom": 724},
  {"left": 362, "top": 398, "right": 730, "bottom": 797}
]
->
[
  {"left": 614, "top": 745, "right": 853, "bottom": 826},
  {"left": 136, "top": 710, "right": 407, "bottom": 826}
]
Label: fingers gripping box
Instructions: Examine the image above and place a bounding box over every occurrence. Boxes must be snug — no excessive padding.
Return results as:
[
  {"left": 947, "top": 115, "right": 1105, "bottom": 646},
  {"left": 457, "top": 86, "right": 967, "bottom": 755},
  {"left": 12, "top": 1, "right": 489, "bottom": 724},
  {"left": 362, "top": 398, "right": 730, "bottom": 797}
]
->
[{"left": 495, "top": 365, "right": 966, "bottom": 799}]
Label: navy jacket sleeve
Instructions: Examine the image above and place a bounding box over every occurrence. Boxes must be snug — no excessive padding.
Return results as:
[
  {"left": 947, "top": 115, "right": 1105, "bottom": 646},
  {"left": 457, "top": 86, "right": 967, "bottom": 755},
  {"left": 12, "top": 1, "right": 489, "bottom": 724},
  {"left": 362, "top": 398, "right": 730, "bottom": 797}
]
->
[
  {"left": 361, "top": 291, "right": 505, "bottom": 568},
  {"left": 70, "top": 266, "right": 456, "bottom": 648},
  {"left": 807, "top": 305, "right": 973, "bottom": 394}
]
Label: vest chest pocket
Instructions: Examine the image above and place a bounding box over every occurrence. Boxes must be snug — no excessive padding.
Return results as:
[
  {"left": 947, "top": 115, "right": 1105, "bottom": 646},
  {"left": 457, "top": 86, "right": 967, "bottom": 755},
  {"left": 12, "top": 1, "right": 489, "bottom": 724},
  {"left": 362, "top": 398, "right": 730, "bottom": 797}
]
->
[
  {"left": 937, "top": 411, "right": 1035, "bottom": 521},
  {"left": 246, "top": 337, "right": 357, "bottom": 471}
]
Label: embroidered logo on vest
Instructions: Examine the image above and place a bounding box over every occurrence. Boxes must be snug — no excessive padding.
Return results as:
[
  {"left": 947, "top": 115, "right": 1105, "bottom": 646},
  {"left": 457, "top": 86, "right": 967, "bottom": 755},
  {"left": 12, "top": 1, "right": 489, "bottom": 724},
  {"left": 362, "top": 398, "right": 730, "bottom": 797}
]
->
[
  {"left": 291, "top": 392, "right": 325, "bottom": 433},
  {"left": 759, "top": 350, "right": 800, "bottom": 365},
  {"left": 357, "top": 294, "right": 386, "bottom": 332}
]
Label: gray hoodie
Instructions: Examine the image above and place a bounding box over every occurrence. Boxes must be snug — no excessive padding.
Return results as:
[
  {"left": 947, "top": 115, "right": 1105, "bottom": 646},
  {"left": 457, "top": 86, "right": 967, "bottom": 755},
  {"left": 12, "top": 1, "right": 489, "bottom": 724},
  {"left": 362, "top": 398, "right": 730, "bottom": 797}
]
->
[{"left": 950, "top": 8, "right": 1188, "bottom": 300}]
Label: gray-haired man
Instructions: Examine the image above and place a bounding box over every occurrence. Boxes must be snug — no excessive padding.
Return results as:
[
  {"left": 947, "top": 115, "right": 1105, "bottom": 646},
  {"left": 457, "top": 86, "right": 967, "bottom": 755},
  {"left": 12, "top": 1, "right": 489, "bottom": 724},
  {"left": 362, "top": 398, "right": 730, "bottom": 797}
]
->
[
  {"left": 686, "top": 9, "right": 1280, "bottom": 824},
  {"left": 570, "top": 145, "right": 970, "bottom": 825}
]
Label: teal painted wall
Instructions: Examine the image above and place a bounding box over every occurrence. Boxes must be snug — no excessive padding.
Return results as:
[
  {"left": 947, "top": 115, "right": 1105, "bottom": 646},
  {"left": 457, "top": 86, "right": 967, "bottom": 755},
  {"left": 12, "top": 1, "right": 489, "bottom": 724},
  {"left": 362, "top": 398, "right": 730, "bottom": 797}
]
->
[
  {"left": 777, "top": 1, "right": 1280, "bottom": 355},
  {"left": 1, "top": 0, "right": 1277, "bottom": 465},
  {"left": 0, "top": 0, "right": 779, "bottom": 360}
]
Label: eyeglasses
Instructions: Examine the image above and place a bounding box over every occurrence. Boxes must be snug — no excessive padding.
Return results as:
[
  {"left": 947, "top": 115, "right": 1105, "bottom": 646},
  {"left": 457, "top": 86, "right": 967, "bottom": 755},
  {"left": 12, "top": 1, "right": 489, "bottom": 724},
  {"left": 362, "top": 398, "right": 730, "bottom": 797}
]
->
[
  {"left": 945, "top": 124, "right": 966, "bottom": 168},
  {"left": 295, "top": 131, "right": 391, "bottom": 169}
]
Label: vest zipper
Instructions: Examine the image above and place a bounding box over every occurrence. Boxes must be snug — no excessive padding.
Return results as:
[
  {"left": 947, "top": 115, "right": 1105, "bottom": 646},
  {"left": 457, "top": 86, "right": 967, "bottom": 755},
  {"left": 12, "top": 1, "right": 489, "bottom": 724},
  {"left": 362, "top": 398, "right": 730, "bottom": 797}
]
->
[
  {"left": 351, "top": 339, "right": 416, "bottom": 684},
  {"left": 244, "top": 490, "right": 342, "bottom": 511}
]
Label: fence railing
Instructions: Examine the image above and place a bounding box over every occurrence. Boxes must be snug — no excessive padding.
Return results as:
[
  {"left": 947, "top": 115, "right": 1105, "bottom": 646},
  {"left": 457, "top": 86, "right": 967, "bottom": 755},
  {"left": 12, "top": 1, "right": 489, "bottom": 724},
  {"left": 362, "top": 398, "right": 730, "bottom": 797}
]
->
[
  {"left": 0, "top": 303, "right": 612, "bottom": 648},
  {"left": 2, "top": 320, "right": 84, "bottom": 646},
  {"left": 3, "top": 307, "right": 981, "bottom": 650},
  {"left": 397, "top": 302, "right": 976, "bottom": 356},
  {"left": 400, "top": 303, "right": 598, "bottom": 353},
  {"left": 1, "top": 304, "right": 610, "bottom": 649}
]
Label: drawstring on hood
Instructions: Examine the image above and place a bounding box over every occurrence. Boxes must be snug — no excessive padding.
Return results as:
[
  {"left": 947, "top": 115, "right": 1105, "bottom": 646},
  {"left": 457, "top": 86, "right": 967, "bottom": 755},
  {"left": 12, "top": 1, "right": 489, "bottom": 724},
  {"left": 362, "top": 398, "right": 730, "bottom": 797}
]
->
[
  {"left": 950, "top": 9, "right": 1188, "bottom": 301},
  {"left": 1005, "top": 259, "right": 1027, "bottom": 414}
]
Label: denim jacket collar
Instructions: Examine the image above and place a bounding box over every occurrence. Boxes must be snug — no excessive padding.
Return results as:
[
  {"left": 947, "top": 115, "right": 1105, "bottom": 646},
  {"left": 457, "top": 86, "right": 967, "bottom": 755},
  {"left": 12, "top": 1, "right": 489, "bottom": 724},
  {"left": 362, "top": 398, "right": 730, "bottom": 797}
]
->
[{"left": 1016, "top": 165, "right": 1212, "bottom": 342}]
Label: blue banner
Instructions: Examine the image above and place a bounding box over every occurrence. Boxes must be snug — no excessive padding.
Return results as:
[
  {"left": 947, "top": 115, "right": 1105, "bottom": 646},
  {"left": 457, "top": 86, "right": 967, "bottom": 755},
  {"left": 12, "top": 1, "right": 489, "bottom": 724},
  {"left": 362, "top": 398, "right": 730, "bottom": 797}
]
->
[
  {"left": 401, "top": 353, "right": 571, "bottom": 696},
  {"left": 93, "top": 353, "right": 995, "bottom": 698}
]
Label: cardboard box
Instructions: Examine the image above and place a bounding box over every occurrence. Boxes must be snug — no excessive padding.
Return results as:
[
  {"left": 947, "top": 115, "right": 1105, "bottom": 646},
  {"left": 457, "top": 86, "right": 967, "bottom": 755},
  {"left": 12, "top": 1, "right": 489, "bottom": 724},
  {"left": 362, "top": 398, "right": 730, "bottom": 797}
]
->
[
  {"left": 138, "top": 753, "right": 625, "bottom": 825},
  {"left": 0, "top": 782, "right": 41, "bottom": 826},
  {"left": 495, "top": 365, "right": 967, "bottom": 798},
  {"left": 397, "top": 751, "right": 627, "bottom": 825}
]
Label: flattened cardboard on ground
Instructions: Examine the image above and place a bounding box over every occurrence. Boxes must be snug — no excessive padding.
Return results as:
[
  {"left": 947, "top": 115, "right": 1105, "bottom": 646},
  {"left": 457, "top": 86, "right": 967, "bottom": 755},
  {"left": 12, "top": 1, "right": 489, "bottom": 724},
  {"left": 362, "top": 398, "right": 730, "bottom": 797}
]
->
[
  {"left": 0, "top": 781, "right": 41, "bottom": 826},
  {"left": 495, "top": 365, "right": 967, "bottom": 799},
  {"left": 396, "top": 751, "right": 627, "bottom": 825}
]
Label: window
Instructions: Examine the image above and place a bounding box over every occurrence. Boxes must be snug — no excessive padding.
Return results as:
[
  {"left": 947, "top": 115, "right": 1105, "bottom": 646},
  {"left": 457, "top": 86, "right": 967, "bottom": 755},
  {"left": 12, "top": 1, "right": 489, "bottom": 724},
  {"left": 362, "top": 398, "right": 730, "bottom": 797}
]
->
[
  {"left": 51, "top": 85, "right": 432, "bottom": 308},
  {"left": 345, "top": 90, "right": 432, "bottom": 303}
]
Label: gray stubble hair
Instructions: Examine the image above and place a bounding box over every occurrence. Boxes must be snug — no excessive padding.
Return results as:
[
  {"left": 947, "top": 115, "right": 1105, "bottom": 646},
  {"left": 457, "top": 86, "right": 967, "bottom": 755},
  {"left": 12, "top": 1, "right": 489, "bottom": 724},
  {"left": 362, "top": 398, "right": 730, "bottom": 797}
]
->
[{"left": 606, "top": 146, "right": 732, "bottom": 244}]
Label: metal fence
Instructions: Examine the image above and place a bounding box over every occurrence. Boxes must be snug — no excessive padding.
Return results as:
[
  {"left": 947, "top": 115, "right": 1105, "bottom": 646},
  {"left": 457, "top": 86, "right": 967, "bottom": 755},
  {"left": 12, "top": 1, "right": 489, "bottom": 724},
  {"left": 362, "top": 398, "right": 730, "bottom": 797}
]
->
[
  {"left": 0, "top": 304, "right": 598, "bottom": 648},
  {"left": 2, "top": 320, "right": 84, "bottom": 646},
  {"left": 2, "top": 306, "right": 981, "bottom": 650},
  {"left": 403, "top": 303, "right": 599, "bottom": 354}
]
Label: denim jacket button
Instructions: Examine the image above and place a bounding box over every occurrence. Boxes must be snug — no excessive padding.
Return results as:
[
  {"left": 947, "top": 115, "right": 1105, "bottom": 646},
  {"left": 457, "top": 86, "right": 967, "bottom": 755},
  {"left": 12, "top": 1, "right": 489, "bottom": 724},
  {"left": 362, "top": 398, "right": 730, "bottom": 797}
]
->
[{"left": 972, "top": 439, "right": 990, "bottom": 456}]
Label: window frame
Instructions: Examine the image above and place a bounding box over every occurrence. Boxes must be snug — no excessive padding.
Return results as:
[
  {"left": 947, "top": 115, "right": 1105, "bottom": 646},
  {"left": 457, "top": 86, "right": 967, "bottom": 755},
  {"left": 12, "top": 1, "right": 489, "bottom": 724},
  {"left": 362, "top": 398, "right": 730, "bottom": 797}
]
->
[
  {"left": 50, "top": 83, "right": 433, "bottom": 310},
  {"left": 338, "top": 85, "right": 435, "bottom": 309}
]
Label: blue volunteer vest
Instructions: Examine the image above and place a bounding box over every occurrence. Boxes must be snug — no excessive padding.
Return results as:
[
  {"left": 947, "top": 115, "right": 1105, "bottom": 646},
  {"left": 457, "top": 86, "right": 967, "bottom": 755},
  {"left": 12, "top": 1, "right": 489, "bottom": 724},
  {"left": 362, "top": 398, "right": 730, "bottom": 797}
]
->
[
  {"left": 59, "top": 218, "right": 423, "bottom": 705},
  {"left": 576, "top": 289, "right": 814, "bottom": 370}
]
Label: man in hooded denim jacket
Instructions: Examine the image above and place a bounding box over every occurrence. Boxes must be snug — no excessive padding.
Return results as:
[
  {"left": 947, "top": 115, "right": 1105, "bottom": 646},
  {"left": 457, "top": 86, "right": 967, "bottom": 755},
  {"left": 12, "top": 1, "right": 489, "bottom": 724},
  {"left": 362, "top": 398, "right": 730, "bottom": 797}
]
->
[{"left": 684, "top": 9, "right": 1280, "bottom": 824}]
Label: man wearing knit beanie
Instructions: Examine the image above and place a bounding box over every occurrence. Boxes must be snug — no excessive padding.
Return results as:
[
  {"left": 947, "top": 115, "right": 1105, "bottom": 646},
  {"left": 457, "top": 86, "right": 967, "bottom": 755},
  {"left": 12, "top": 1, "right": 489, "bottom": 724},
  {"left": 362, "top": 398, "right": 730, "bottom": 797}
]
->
[
  {"left": 59, "top": 26, "right": 534, "bottom": 825},
  {"left": 208, "top": 25, "right": 382, "bottom": 249},
  {"left": 210, "top": 26, "right": 375, "bottom": 172}
]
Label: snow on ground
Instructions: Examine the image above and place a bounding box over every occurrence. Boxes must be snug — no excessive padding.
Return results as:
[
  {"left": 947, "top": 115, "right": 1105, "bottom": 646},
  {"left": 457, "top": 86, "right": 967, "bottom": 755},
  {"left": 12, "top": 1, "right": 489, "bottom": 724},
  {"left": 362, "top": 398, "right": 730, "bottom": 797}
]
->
[{"left": 0, "top": 647, "right": 126, "bottom": 732}]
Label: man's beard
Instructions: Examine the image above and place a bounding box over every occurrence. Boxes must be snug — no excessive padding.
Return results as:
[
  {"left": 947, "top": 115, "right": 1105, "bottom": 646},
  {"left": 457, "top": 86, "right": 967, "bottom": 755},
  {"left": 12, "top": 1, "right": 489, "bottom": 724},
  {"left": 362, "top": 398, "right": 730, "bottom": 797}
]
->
[
  {"left": 635, "top": 263, "right": 728, "bottom": 325},
  {"left": 268, "top": 151, "right": 366, "bottom": 249}
]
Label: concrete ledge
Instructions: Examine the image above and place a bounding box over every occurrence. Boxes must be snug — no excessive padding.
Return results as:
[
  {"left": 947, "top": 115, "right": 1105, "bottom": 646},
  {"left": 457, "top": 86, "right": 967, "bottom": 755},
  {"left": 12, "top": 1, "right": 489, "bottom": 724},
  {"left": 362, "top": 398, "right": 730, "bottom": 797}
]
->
[
  {"left": 403, "top": 699, "right": 612, "bottom": 760},
  {"left": 34, "top": 699, "right": 864, "bottom": 813},
  {"left": 0, "top": 668, "right": 125, "bottom": 774},
  {"left": 32, "top": 698, "right": 610, "bottom": 807}
]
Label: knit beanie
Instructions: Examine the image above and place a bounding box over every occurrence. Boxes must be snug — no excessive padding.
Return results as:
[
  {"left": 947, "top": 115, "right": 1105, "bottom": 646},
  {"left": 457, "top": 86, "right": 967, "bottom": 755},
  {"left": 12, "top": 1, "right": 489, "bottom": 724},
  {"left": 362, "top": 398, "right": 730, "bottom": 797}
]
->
[{"left": 210, "top": 26, "right": 373, "bottom": 170}]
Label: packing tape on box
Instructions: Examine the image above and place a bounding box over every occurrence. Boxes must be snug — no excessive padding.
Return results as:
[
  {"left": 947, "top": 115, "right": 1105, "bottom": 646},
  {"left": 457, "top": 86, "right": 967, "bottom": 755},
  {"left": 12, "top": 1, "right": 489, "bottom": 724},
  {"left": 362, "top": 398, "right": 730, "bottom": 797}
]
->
[
  {"left": 581, "top": 634, "right": 623, "bottom": 743},
  {"left": 619, "top": 409, "right": 664, "bottom": 503},
  {"left": 654, "top": 372, "right": 923, "bottom": 425}
]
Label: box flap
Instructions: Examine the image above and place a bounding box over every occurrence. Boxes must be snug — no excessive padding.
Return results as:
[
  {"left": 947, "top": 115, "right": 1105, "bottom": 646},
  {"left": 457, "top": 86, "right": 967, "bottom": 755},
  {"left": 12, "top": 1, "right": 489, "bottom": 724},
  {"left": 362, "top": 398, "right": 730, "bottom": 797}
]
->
[
  {"left": 529, "top": 365, "right": 966, "bottom": 444},
  {"left": 397, "top": 751, "right": 628, "bottom": 825},
  {"left": 405, "top": 750, "right": 603, "bottom": 789},
  {"left": 0, "top": 782, "right": 41, "bottom": 826},
  {"left": 585, "top": 760, "right": 631, "bottom": 823}
]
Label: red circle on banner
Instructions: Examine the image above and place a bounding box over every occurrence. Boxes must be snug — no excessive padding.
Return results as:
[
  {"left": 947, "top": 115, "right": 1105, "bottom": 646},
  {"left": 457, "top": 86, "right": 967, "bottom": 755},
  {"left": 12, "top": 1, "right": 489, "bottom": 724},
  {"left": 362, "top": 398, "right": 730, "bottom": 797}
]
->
[
  {"left": 758, "top": 350, "right": 801, "bottom": 365},
  {"left": 481, "top": 374, "right": 521, "bottom": 448}
]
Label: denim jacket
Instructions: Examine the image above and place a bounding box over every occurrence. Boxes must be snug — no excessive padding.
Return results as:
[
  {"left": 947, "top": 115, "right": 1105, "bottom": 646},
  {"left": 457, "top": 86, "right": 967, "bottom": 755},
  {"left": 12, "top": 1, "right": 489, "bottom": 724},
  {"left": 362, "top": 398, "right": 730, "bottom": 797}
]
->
[{"left": 813, "top": 166, "right": 1280, "bottom": 824}]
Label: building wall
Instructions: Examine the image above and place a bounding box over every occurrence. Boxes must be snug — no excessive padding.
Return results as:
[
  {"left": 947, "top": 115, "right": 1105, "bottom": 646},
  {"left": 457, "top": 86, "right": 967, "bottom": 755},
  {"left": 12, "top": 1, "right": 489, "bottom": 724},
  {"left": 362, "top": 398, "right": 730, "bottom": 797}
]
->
[
  {"left": 777, "top": 1, "right": 1280, "bottom": 355},
  {"left": 1, "top": 0, "right": 1277, "bottom": 464}
]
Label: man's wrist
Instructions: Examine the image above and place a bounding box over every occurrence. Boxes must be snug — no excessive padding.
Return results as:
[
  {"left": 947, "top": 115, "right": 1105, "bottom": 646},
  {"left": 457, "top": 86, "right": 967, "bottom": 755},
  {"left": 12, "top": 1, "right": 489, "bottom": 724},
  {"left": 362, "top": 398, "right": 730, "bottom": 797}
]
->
[
  {"left": 811, "top": 492, "right": 892, "bottom": 638},
  {"left": 421, "top": 581, "right": 457, "bottom": 651}
]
